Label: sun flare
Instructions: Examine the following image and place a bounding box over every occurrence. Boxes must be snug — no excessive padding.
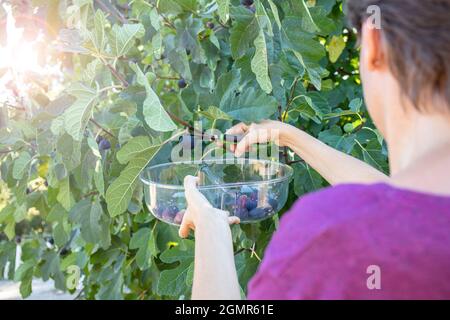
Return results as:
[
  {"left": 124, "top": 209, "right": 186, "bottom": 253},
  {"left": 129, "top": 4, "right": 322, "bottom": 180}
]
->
[{"left": 0, "top": 3, "right": 42, "bottom": 73}]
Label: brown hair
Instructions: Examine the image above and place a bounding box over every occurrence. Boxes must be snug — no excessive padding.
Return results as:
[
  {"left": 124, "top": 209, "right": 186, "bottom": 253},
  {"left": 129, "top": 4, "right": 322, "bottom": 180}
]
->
[{"left": 346, "top": 0, "right": 450, "bottom": 113}]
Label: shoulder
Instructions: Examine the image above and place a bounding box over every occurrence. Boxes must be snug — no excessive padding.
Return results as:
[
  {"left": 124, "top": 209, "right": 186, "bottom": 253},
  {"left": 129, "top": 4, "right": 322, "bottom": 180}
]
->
[
  {"left": 248, "top": 184, "right": 450, "bottom": 299},
  {"left": 248, "top": 184, "right": 389, "bottom": 299},
  {"left": 268, "top": 184, "right": 387, "bottom": 256},
  {"left": 254, "top": 183, "right": 388, "bottom": 270}
]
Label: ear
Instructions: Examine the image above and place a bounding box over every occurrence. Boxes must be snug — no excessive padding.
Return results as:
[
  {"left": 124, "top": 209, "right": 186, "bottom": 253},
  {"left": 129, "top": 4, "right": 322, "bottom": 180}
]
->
[{"left": 361, "top": 21, "right": 387, "bottom": 71}]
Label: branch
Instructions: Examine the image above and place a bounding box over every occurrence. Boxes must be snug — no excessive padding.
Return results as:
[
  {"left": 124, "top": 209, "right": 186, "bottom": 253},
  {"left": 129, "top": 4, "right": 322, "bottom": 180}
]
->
[
  {"left": 0, "top": 149, "right": 14, "bottom": 155},
  {"left": 287, "top": 159, "right": 305, "bottom": 165},
  {"left": 166, "top": 110, "right": 193, "bottom": 131},
  {"left": 152, "top": 2, "right": 176, "bottom": 30},
  {"left": 104, "top": 62, "right": 130, "bottom": 87},
  {"left": 94, "top": 0, "right": 127, "bottom": 24},
  {"left": 89, "top": 118, "right": 117, "bottom": 139},
  {"left": 284, "top": 77, "right": 300, "bottom": 120},
  {"left": 81, "top": 191, "right": 100, "bottom": 199},
  {"left": 156, "top": 75, "right": 180, "bottom": 81}
]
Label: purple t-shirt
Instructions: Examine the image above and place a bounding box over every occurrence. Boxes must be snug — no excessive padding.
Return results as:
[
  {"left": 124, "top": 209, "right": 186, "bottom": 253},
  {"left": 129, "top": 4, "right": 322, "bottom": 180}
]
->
[{"left": 248, "top": 183, "right": 450, "bottom": 299}]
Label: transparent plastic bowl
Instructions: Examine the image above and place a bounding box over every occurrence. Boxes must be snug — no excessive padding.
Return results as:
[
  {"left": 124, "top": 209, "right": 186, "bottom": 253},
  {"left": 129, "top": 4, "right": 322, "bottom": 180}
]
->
[{"left": 140, "top": 159, "right": 293, "bottom": 226}]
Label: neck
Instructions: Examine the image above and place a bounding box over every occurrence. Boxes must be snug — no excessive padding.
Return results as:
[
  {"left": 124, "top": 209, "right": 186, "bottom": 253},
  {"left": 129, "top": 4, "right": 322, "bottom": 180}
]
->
[
  {"left": 386, "top": 107, "right": 450, "bottom": 176},
  {"left": 386, "top": 102, "right": 450, "bottom": 196}
]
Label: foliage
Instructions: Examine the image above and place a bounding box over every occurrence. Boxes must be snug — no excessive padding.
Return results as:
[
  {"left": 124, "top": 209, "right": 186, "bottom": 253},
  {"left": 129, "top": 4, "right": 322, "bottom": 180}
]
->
[{"left": 0, "top": 0, "right": 388, "bottom": 299}]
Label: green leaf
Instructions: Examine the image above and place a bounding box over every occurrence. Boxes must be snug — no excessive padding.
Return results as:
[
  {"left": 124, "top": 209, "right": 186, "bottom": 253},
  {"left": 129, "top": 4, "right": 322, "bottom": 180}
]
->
[
  {"left": 87, "top": 136, "right": 105, "bottom": 196},
  {"left": 230, "top": 7, "right": 260, "bottom": 59},
  {"left": 349, "top": 98, "right": 363, "bottom": 112},
  {"left": 96, "top": 273, "right": 124, "bottom": 300},
  {"left": 87, "top": 10, "right": 108, "bottom": 53},
  {"left": 222, "top": 87, "right": 278, "bottom": 122},
  {"left": 12, "top": 152, "right": 32, "bottom": 180},
  {"left": 110, "top": 24, "right": 145, "bottom": 57},
  {"left": 217, "top": 0, "right": 230, "bottom": 24},
  {"left": 292, "top": 50, "right": 324, "bottom": 91},
  {"left": 157, "top": 240, "right": 194, "bottom": 297},
  {"left": 57, "top": 177, "right": 74, "bottom": 211},
  {"left": 105, "top": 138, "right": 164, "bottom": 217},
  {"left": 14, "top": 260, "right": 35, "bottom": 298},
  {"left": 298, "top": 0, "right": 320, "bottom": 33},
  {"left": 319, "top": 126, "right": 356, "bottom": 153},
  {"left": 267, "top": 0, "right": 281, "bottom": 29},
  {"left": 293, "top": 162, "right": 323, "bottom": 196},
  {"left": 69, "top": 199, "right": 111, "bottom": 249},
  {"left": 356, "top": 140, "right": 389, "bottom": 173},
  {"left": 198, "top": 106, "right": 233, "bottom": 121},
  {"left": 251, "top": 30, "right": 272, "bottom": 94},
  {"left": 328, "top": 35, "right": 346, "bottom": 63},
  {"left": 129, "top": 227, "right": 157, "bottom": 270},
  {"left": 63, "top": 83, "right": 98, "bottom": 141},
  {"left": 117, "top": 136, "right": 152, "bottom": 165},
  {"left": 40, "top": 251, "right": 66, "bottom": 291},
  {"left": 131, "top": 63, "right": 177, "bottom": 132}
]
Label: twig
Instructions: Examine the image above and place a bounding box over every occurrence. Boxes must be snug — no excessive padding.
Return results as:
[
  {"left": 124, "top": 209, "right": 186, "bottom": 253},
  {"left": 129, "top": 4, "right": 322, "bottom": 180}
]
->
[
  {"left": 144, "top": 2, "right": 177, "bottom": 30},
  {"left": 284, "top": 77, "right": 300, "bottom": 120},
  {"left": 89, "top": 118, "right": 117, "bottom": 139},
  {"left": 287, "top": 159, "right": 305, "bottom": 165},
  {"left": 104, "top": 62, "right": 130, "bottom": 87},
  {"left": 94, "top": 0, "right": 127, "bottom": 24},
  {"left": 156, "top": 75, "right": 180, "bottom": 81},
  {"left": 0, "top": 149, "right": 14, "bottom": 154},
  {"left": 81, "top": 191, "right": 99, "bottom": 199}
]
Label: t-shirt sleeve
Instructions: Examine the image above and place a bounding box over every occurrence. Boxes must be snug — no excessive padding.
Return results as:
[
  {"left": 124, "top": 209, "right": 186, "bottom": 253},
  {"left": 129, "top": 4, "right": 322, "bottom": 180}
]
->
[{"left": 247, "top": 185, "right": 385, "bottom": 300}]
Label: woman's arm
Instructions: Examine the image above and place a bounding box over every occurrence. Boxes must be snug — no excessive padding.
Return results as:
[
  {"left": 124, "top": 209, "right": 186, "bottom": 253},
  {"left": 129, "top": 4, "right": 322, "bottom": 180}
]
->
[
  {"left": 229, "top": 121, "right": 389, "bottom": 185},
  {"left": 180, "top": 176, "right": 241, "bottom": 300}
]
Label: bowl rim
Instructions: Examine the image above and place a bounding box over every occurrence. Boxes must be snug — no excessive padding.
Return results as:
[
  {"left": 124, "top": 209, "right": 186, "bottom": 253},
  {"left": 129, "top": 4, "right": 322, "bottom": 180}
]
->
[{"left": 140, "top": 158, "right": 294, "bottom": 191}]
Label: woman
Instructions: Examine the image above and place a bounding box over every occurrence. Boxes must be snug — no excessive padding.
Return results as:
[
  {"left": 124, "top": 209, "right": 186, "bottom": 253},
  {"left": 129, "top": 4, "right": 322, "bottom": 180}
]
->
[{"left": 179, "top": 0, "right": 450, "bottom": 299}]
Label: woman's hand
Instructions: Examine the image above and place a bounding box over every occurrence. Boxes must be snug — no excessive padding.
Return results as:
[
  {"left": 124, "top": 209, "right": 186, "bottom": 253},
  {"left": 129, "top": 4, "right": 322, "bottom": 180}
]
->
[
  {"left": 227, "top": 120, "right": 389, "bottom": 185},
  {"left": 179, "top": 175, "right": 240, "bottom": 238},
  {"left": 226, "top": 120, "right": 295, "bottom": 156},
  {"left": 180, "top": 176, "right": 241, "bottom": 300}
]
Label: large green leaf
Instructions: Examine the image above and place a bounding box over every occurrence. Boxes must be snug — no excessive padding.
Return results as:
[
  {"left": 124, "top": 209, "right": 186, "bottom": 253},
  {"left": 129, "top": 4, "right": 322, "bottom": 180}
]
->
[
  {"left": 129, "top": 227, "right": 157, "bottom": 270},
  {"left": 12, "top": 152, "right": 32, "bottom": 180},
  {"left": 131, "top": 64, "right": 177, "bottom": 132},
  {"left": 217, "top": 0, "right": 230, "bottom": 24},
  {"left": 293, "top": 162, "right": 323, "bottom": 196},
  {"left": 87, "top": 10, "right": 108, "bottom": 53},
  {"left": 105, "top": 137, "right": 164, "bottom": 217},
  {"left": 251, "top": 30, "right": 272, "bottom": 94},
  {"left": 14, "top": 260, "right": 35, "bottom": 298},
  {"left": 69, "top": 199, "right": 111, "bottom": 249},
  {"left": 110, "top": 24, "right": 145, "bottom": 57},
  {"left": 223, "top": 87, "right": 278, "bottom": 122},
  {"left": 230, "top": 7, "right": 260, "bottom": 59},
  {"left": 57, "top": 177, "right": 74, "bottom": 211},
  {"left": 157, "top": 240, "right": 194, "bottom": 297},
  {"left": 319, "top": 126, "right": 356, "bottom": 153},
  {"left": 63, "top": 83, "right": 98, "bottom": 141}
]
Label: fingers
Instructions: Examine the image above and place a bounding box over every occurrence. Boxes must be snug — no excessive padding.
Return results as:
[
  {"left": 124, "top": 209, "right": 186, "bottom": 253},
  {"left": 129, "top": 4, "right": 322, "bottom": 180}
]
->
[
  {"left": 178, "top": 220, "right": 191, "bottom": 238},
  {"left": 235, "top": 127, "right": 262, "bottom": 157},
  {"left": 183, "top": 176, "right": 212, "bottom": 209},
  {"left": 225, "top": 123, "right": 249, "bottom": 152},
  {"left": 228, "top": 216, "right": 241, "bottom": 225},
  {"left": 226, "top": 122, "right": 249, "bottom": 135}
]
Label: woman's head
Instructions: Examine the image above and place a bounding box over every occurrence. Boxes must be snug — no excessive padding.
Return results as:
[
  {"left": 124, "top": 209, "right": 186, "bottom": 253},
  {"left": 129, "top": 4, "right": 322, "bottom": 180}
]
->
[{"left": 346, "top": 0, "right": 450, "bottom": 135}]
